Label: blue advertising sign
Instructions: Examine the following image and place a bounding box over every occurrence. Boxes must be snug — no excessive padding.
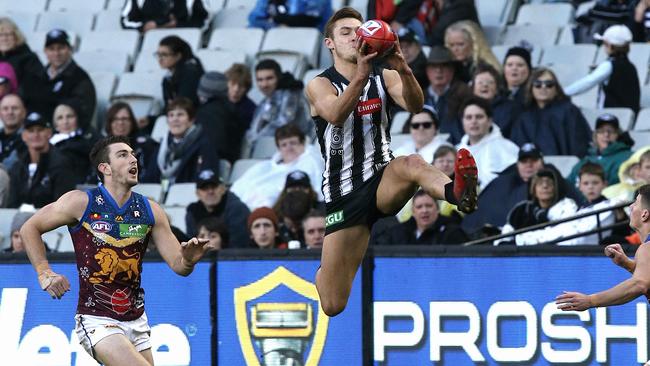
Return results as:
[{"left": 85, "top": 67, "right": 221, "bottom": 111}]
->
[
  {"left": 216, "top": 260, "right": 363, "bottom": 366},
  {"left": 0, "top": 262, "right": 211, "bottom": 366},
  {"left": 373, "top": 257, "right": 649, "bottom": 365}
]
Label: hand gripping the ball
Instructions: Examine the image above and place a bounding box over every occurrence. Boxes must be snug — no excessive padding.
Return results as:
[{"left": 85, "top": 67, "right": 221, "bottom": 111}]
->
[{"left": 38, "top": 269, "right": 71, "bottom": 299}]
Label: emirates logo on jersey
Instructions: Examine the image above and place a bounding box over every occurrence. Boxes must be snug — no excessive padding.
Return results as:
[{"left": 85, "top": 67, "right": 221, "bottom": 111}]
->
[{"left": 356, "top": 98, "right": 382, "bottom": 116}]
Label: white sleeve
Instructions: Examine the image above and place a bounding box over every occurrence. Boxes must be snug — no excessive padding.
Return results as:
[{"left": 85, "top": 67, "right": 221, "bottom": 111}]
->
[{"left": 564, "top": 61, "right": 613, "bottom": 96}]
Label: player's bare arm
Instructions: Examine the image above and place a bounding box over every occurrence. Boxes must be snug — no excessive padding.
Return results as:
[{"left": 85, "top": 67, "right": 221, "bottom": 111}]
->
[
  {"left": 605, "top": 243, "right": 636, "bottom": 273},
  {"left": 148, "top": 199, "right": 209, "bottom": 276},
  {"left": 22, "top": 190, "right": 88, "bottom": 299},
  {"left": 383, "top": 39, "right": 424, "bottom": 113}
]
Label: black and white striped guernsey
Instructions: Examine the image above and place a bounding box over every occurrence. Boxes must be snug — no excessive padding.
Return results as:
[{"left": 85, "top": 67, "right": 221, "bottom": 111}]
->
[{"left": 313, "top": 65, "right": 395, "bottom": 203}]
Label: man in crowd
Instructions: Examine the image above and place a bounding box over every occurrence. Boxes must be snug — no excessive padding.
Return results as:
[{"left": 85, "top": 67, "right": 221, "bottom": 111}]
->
[
  {"left": 302, "top": 209, "right": 326, "bottom": 249},
  {"left": 0, "top": 93, "right": 26, "bottom": 164}
]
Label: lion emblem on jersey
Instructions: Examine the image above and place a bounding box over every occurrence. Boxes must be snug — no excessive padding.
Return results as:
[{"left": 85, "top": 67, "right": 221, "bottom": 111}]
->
[{"left": 89, "top": 248, "right": 141, "bottom": 284}]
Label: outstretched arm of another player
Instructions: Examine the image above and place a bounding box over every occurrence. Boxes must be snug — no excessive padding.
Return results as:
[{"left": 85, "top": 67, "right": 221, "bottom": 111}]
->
[
  {"left": 22, "top": 190, "right": 88, "bottom": 299},
  {"left": 383, "top": 38, "right": 424, "bottom": 113},
  {"left": 149, "top": 200, "right": 209, "bottom": 276}
]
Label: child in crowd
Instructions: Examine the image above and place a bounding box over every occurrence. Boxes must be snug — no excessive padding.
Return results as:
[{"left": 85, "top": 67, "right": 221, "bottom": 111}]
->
[{"left": 196, "top": 217, "right": 229, "bottom": 251}]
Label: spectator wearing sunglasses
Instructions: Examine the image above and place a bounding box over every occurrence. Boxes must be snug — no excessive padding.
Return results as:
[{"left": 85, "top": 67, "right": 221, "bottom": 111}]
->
[
  {"left": 393, "top": 106, "right": 451, "bottom": 163},
  {"left": 456, "top": 96, "right": 518, "bottom": 189},
  {"left": 510, "top": 67, "right": 592, "bottom": 158}
]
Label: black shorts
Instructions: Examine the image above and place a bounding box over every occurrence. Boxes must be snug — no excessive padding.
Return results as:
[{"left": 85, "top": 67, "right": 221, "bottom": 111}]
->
[{"left": 324, "top": 166, "right": 391, "bottom": 235}]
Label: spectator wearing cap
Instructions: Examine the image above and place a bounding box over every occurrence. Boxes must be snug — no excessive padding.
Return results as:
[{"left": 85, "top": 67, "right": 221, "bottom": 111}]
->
[
  {"left": 185, "top": 168, "right": 250, "bottom": 247},
  {"left": 195, "top": 71, "right": 246, "bottom": 164},
  {"left": 456, "top": 96, "right": 518, "bottom": 189},
  {"left": 565, "top": 25, "right": 640, "bottom": 113},
  {"left": 121, "top": 0, "right": 209, "bottom": 32},
  {"left": 248, "top": 207, "right": 286, "bottom": 249},
  {"left": 444, "top": 20, "right": 501, "bottom": 83},
  {"left": 225, "top": 63, "right": 256, "bottom": 132},
  {"left": 0, "top": 61, "right": 17, "bottom": 100},
  {"left": 510, "top": 67, "right": 592, "bottom": 158},
  {"left": 424, "top": 46, "right": 472, "bottom": 144},
  {"left": 567, "top": 113, "right": 634, "bottom": 187},
  {"left": 471, "top": 62, "right": 522, "bottom": 138},
  {"left": 7, "top": 112, "right": 76, "bottom": 208},
  {"left": 0, "top": 94, "right": 26, "bottom": 164},
  {"left": 393, "top": 106, "right": 450, "bottom": 163},
  {"left": 273, "top": 170, "right": 323, "bottom": 213},
  {"left": 0, "top": 18, "right": 44, "bottom": 100},
  {"left": 503, "top": 46, "right": 532, "bottom": 105},
  {"left": 25, "top": 29, "right": 96, "bottom": 130},
  {"left": 396, "top": 27, "right": 429, "bottom": 91}
]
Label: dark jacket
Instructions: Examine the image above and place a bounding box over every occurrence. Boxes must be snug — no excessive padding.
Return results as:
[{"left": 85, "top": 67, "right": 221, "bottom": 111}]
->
[
  {"left": 8, "top": 146, "right": 76, "bottom": 208},
  {"left": 234, "top": 96, "right": 256, "bottom": 131},
  {"left": 411, "top": 49, "right": 429, "bottom": 92},
  {"left": 510, "top": 99, "right": 592, "bottom": 158},
  {"left": 131, "top": 134, "right": 160, "bottom": 184},
  {"left": 162, "top": 57, "right": 204, "bottom": 109},
  {"left": 604, "top": 55, "right": 640, "bottom": 113},
  {"left": 196, "top": 95, "right": 248, "bottom": 164},
  {"left": 0, "top": 43, "right": 44, "bottom": 89},
  {"left": 567, "top": 140, "right": 633, "bottom": 187},
  {"left": 121, "top": 0, "right": 209, "bottom": 30},
  {"left": 377, "top": 215, "right": 468, "bottom": 245},
  {"left": 425, "top": 79, "right": 472, "bottom": 144},
  {"left": 0, "top": 128, "right": 25, "bottom": 163},
  {"left": 185, "top": 191, "right": 251, "bottom": 248},
  {"left": 51, "top": 129, "right": 98, "bottom": 185},
  {"left": 491, "top": 94, "right": 523, "bottom": 139},
  {"left": 428, "top": 0, "right": 480, "bottom": 46}
]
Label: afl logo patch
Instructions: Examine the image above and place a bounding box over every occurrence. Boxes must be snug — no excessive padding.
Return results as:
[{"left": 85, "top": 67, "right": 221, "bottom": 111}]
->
[{"left": 91, "top": 221, "right": 112, "bottom": 233}]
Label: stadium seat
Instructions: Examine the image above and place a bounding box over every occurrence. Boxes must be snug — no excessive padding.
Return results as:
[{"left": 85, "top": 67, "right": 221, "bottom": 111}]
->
[
  {"left": 629, "top": 131, "right": 650, "bottom": 150},
  {"left": 229, "top": 158, "right": 263, "bottom": 184},
  {"left": 76, "top": 50, "right": 130, "bottom": 74},
  {"left": 225, "top": 0, "right": 254, "bottom": 8},
  {"left": 205, "top": 0, "right": 226, "bottom": 11},
  {"left": 113, "top": 72, "right": 165, "bottom": 119},
  {"left": 57, "top": 231, "right": 74, "bottom": 252},
  {"left": 41, "top": 231, "right": 62, "bottom": 251},
  {"left": 390, "top": 134, "right": 411, "bottom": 148},
  {"left": 571, "top": 86, "right": 599, "bottom": 109},
  {"left": 256, "top": 50, "right": 308, "bottom": 78},
  {"left": 207, "top": 27, "right": 265, "bottom": 59},
  {"left": 347, "top": 0, "right": 367, "bottom": 19},
  {"left": 0, "top": 208, "right": 18, "bottom": 251},
  {"left": 164, "top": 206, "right": 187, "bottom": 234},
  {"left": 88, "top": 71, "right": 117, "bottom": 128},
  {"left": 48, "top": 0, "right": 107, "bottom": 12},
  {"left": 515, "top": 3, "right": 574, "bottom": 26},
  {"left": 540, "top": 45, "right": 597, "bottom": 70},
  {"left": 552, "top": 63, "right": 592, "bottom": 90},
  {"left": 635, "top": 108, "right": 650, "bottom": 131},
  {"left": 0, "top": 0, "right": 48, "bottom": 13},
  {"left": 642, "top": 86, "right": 650, "bottom": 109},
  {"left": 196, "top": 49, "right": 248, "bottom": 73},
  {"left": 36, "top": 10, "right": 95, "bottom": 34},
  {"left": 26, "top": 31, "right": 80, "bottom": 51},
  {"left": 79, "top": 31, "right": 140, "bottom": 60},
  {"left": 491, "top": 45, "right": 542, "bottom": 66},
  {"left": 165, "top": 183, "right": 197, "bottom": 206},
  {"left": 482, "top": 25, "right": 503, "bottom": 47},
  {"left": 544, "top": 155, "right": 580, "bottom": 178},
  {"left": 212, "top": 7, "right": 253, "bottom": 28},
  {"left": 251, "top": 136, "right": 278, "bottom": 159},
  {"left": 557, "top": 26, "right": 575, "bottom": 45},
  {"left": 500, "top": 25, "right": 560, "bottom": 47},
  {"left": 140, "top": 28, "right": 202, "bottom": 53},
  {"left": 476, "top": 0, "right": 510, "bottom": 26},
  {"left": 151, "top": 115, "right": 169, "bottom": 143},
  {"left": 219, "top": 159, "right": 232, "bottom": 182},
  {"left": 581, "top": 107, "right": 635, "bottom": 131},
  {"left": 390, "top": 111, "right": 410, "bottom": 134},
  {"left": 261, "top": 27, "right": 321, "bottom": 67},
  {"left": 133, "top": 51, "right": 162, "bottom": 73},
  {"left": 302, "top": 68, "right": 326, "bottom": 86},
  {"left": 132, "top": 183, "right": 163, "bottom": 202},
  {"left": 94, "top": 8, "right": 124, "bottom": 31},
  {"left": 5, "top": 11, "right": 40, "bottom": 33}
]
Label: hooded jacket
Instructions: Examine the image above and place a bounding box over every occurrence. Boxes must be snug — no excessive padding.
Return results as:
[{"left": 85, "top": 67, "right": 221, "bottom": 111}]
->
[
  {"left": 602, "top": 146, "right": 650, "bottom": 201},
  {"left": 567, "top": 140, "right": 633, "bottom": 187}
]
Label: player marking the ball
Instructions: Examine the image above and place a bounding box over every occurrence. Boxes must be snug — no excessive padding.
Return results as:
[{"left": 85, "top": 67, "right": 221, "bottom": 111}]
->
[{"left": 305, "top": 7, "right": 479, "bottom": 317}]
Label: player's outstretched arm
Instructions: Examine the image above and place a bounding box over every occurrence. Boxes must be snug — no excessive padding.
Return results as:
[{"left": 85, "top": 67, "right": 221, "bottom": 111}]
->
[
  {"left": 605, "top": 243, "right": 636, "bottom": 273},
  {"left": 149, "top": 200, "right": 209, "bottom": 276},
  {"left": 22, "top": 190, "right": 87, "bottom": 299},
  {"left": 383, "top": 39, "right": 424, "bottom": 113}
]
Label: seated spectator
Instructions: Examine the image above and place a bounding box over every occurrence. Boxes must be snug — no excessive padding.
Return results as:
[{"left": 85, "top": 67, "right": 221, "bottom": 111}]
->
[
  {"left": 393, "top": 106, "right": 449, "bottom": 163},
  {"left": 185, "top": 168, "right": 250, "bottom": 248},
  {"left": 510, "top": 67, "right": 592, "bottom": 157},
  {"left": 424, "top": 46, "right": 472, "bottom": 144},
  {"left": 105, "top": 102, "right": 160, "bottom": 183},
  {"left": 50, "top": 103, "right": 97, "bottom": 181},
  {"left": 565, "top": 25, "right": 639, "bottom": 113},
  {"left": 246, "top": 59, "right": 313, "bottom": 150},
  {"left": 428, "top": 0, "right": 480, "bottom": 46},
  {"left": 27, "top": 30, "right": 96, "bottom": 130},
  {"left": 636, "top": 0, "right": 650, "bottom": 42},
  {"left": 0, "top": 163, "right": 8, "bottom": 207},
  {"left": 195, "top": 71, "right": 246, "bottom": 164},
  {"left": 158, "top": 36, "right": 204, "bottom": 111},
  {"left": 302, "top": 209, "right": 325, "bottom": 249},
  {"left": 196, "top": 217, "right": 229, "bottom": 252},
  {"left": 503, "top": 46, "right": 531, "bottom": 105},
  {"left": 433, "top": 144, "right": 456, "bottom": 177},
  {"left": 444, "top": 20, "right": 500, "bottom": 83},
  {"left": 7, "top": 112, "right": 76, "bottom": 208},
  {"left": 378, "top": 190, "right": 468, "bottom": 245},
  {"left": 567, "top": 113, "right": 633, "bottom": 188},
  {"left": 457, "top": 96, "right": 518, "bottom": 189},
  {"left": 225, "top": 63, "right": 256, "bottom": 134},
  {"left": 121, "top": 0, "right": 209, "bottom": 32},
  {"left": 395, "top": 28, "right": 429, "bottom": 91},
  {"left": 248, "top": 0, "right": 332, "bottom": 31},
  {"left": 471, "top": 63, "right": 522, "bottom": 138},
  {"left": 0, "top": 18, "right": 44, "bottom": 101},
  {"left": 0, "top": 94, "right": 26, "bottom": 163},
  {"left": 4, "top": 211, "right": 48, "bottom": 253},
  {"left": 273, "top": 170, "right": 323, "bottom": 213},
  {"left": 148, "top": 97, "right": 219, "bottom": 184},
  {"left": 232, "top": 124, "right": 324, "bottom": 210},
  {"left": 277, "top": 190, "right": 313, "bottom": 244},
  {"left": 0, "top": 61, "right": 17, "bottom": 100},
  {"left": 248, "top": 206, "right": 287, "bottom": 249},
  {"left": 603, "top": 147, "right": 650, "bottom": 201}
]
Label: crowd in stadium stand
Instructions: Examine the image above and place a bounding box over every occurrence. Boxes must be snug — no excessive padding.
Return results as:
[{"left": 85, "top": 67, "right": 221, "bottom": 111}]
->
[{"left": 3, "top": 0, "right": 650, "bottom": 252}]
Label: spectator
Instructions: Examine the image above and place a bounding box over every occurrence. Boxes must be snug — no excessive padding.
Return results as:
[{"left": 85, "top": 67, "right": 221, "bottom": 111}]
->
[
  {"left": 225, "top": 63, "right": 256, "bottom": 132},
  {"left": 185, "top": 168, "right": 250, "bottom": 247},
  {"left": 565, "top": 25, "right": 640, "bottom": 113},
  {"left": 0, "top": 94, "right": 26, "bottom": 163},
  {"left": 432, "top": 144, "right": 456, "bottom": 177},
  {"left": 302, "top": 209, "right": 325, "bottom": 249},
  {"left": 277, "top": 190, "right": 313, "bottom": 244},
  {"left": 104, "top": 102, "right": 160, "bottom": 183},
  {"left": 567, "top": 113, "right": 633, "bottom": 188},
  {"left": 4, "top": 211, "right": 35, "bottom": 253},
  {"left": 503, "top": 46, "right": 531, "bottom": 105},
  {"left": 148, "top": 97, "right": 218, "bottom": 184},
  {"left": 195, "top": 71, "right": 246, "bottom": 164},
  {"left": 121, "top": 0, "right": 209, "bottom": 32},
  {"left": 471, "top": 62, "right": 522, "bottom": 138},
  {"left": 424, "top": 46, "right": 472, "bottom": 144},
  {"left": 456, "top": 96, "right": 518, "bottom": 189},
  {"left": 393, "top": 106, "right": 450, "bottom": 163},
  {"left": 248, "top": 206, "right": 286, "bottom": 249},
  {"left": 635, "top": 0, "right": 650, "bottom": 42},
  {"left": 0, "top": 61, "right": 17, "bottom": 100},
  {"left": 395, "top": 27, "right": 429, "bottom": 91},
  {"left": 157, "top": 36, "right": 204, "bottom": 111},
  {"left": 7, "top": 112, "right": 76, "bottom": 208},
  {"left": 510, "top": 67, "right": 592, "bottom": 158},
  {"left": 0, "top": 18, "right": 44, "bottom": 100},
  {"left": 232, "top": 124, "right": 324, "bottom": 210},
  {"left": 603, "top": 147, "right": 650, "bottom": 201},
  {"left": 248, "top": 0, "right": 333, "bottom": 31},
  {"left": 272, "top": 170, "right": 323, "bottom": 213},
  {"left": 196, "top": 216, "right": 229, "bottom": 252},
  {"left": 428, "top": 0, "right": 480, "bottom": 46},
  {"left": 444, "top": 20, "right": 500, "bottom": 82},
  {"left": 246, "top": 59, "right": 313, "bottom": 149},
  {"left": 0, "top": 163, "right": 8, "bottom": 207},
  {"left": 378, "top": 190, "right": 468, "bottom": 245}
]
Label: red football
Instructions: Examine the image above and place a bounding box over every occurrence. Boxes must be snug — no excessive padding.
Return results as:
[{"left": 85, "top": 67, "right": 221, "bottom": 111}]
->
[{"left": 356, "top": 19, "right": 396, "bottom": 57}]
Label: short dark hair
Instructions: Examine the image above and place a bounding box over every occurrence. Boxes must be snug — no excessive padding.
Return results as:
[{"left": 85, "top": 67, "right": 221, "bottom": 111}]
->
[
  {"left": 302, "top": 208, "right": 325, "bottom": 224},
  {"left": 225, "top": 63, "right": 252, "bottom": 91},
  {"left": 275, "top": 124, "right": 305, "bottom": 146},
  {"left": 638, "top": 184, "right": 650, "bottom": 209},
  {"left": 524, "top": 67, "right": 568, "bottom": 107},
  {"left": 167, "top": 97, "right": 196, "bottom": 120},
  {"left": 197, "top": 216, "right": 229, "bottom": 247},
  {"left": 460, "top": 96, "right": 493, "bottom": 118},
  {"left": 413, "top": 189, "right": 439, "bottom": 207},
  {"left": 159, "top": 35, "right": 193, "bottom": 61},
  {"left": 89, "top": 136, "right": 132, "bottom": 182},
  {"left": 255, "top": 59, "right": 282, "bottom": 78},
  {"left": 404, "top": 107, "right": 439, "bottom": 133},
  {"left": 579, "top": 162, "right": 606, "bottom": 182},
  {"left": 324, "top": 7, "right": 363, "bottom": 39},
  {"left": 472, "top": 62, "right": 506, "bottom": 94},
  {"left": 432, "top": 145, "right": 456, "bottom": 163},
  {"left": 280, "top": 191, "right": 313, "bottom": 222},
  {"left": 105, "top": 101, "right": 137, "bottom": 137}
]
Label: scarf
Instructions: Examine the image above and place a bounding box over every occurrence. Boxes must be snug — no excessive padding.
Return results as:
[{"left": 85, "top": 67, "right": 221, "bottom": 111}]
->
[{"left": 157, "top": 123, "right": 202, "bottom": 180}]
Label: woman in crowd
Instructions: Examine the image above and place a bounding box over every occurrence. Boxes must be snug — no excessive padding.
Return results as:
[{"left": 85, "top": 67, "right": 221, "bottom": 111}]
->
[
  {"left": 444, "top": 20, "right": 501, "bottom": 83},
  {"left": 0, "top": 17, "right": 43, "bottom": 97},
  {"left": 471, "top": 63, "right": 522, "bottom": 138},
  {"left": 393, "top": 106, "right": 449, "bottom": 163},
  {"left": 503, "top": 46, "right": 531, "bottom": 105},
  {"left": 157, "top": 35, "right": 204, "bottom": 109}
]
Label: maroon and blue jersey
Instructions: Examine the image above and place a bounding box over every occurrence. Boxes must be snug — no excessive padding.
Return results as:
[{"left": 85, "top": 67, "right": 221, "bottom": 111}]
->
[{"left": 70, "top": 185, "right": 155, "bottom": 321}]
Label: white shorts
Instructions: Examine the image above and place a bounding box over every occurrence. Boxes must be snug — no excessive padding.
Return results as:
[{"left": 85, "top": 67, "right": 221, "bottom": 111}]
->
[{"left": 74, "top": 312, "right": 152, "bottom": 359}]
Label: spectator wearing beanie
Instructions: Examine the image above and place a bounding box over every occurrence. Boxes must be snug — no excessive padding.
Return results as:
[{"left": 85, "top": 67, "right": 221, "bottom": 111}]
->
[
  {"left": 5, "top": 211, "right": 50, "bottom": 252},
  {"left": 503, "top": 46, "right": 532, "bottom": 106},
  {"left": 248, "top": 207, "right": 287, "bottom": 249},
  {"left": 195, "top": 71, "right": 247, "bottom": 163},
  {"left": 0, "top": 61, "right": 18, "bottom": 100}
]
